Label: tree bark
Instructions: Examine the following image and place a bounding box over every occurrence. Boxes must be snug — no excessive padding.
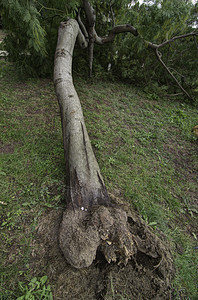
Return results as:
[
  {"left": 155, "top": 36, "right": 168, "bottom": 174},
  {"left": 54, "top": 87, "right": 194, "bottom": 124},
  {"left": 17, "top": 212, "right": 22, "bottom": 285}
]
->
[
  {"left": 54, "top": 19, "right": 135, "bottom": 269},
  {"left": 81, "top": 0, "right": 138, "bottom": 76},
  {"left": 54, "top": 19, "right": 110, "bottom": 210}
]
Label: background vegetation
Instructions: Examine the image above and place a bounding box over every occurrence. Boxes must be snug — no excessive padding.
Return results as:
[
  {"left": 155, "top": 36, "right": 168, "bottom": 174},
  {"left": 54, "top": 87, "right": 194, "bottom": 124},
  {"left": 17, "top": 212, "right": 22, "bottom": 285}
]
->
[{"left": 0, "top": 0, "right": 197, "bottom": 97}]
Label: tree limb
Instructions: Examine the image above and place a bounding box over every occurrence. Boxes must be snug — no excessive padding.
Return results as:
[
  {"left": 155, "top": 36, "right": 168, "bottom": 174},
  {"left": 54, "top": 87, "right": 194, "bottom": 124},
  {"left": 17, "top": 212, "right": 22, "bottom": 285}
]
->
[
  {"left": 155, "top": 49, "right": 192, "bottom": 99},
  {"left": 77, "top": 8, "right": 89, "bottom": 42},
  {"left": 82, "top": 0, "right": 138, "bottom": 76},
  {"left": 77, "top": 26, "right": 88, "bottom": 49},
  {"left": 147, "top": 31, "right": 198, "bottom": 50},
  {"left": 146, "top": 32, "right": 198, "bottom": 99},
  {"left": 94, "top": 24, "right": 138, "bottom": 45},
  {"left": 83, "top": 0, "right": 96, "bottom": 26},
  {"left": 82, "top": 0, "right": 96, "bottom": 77},
  {"left": 88, "top": 35, "right": 94, "bottom": 77},
  {"left": 110, "top": 4, "right": 115, "bottom": 27},
  {"left": 158, "top": 31, "right": 198, "bottom": 48}
]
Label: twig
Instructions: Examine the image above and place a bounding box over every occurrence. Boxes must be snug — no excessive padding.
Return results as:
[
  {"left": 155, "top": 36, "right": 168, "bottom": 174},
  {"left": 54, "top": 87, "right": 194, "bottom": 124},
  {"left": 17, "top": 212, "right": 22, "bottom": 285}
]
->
[
  {"left": 164, "top": 93, "right": 183, "bottom": 97},
  {"left": 110, "top": 5, "right": 115, "bottom": 27},
  {"left": 147, "top": 31, "right": 198, "bottom": 50},
  {"left": 35, "top": 0, "right": 64, "bottom": 14}
]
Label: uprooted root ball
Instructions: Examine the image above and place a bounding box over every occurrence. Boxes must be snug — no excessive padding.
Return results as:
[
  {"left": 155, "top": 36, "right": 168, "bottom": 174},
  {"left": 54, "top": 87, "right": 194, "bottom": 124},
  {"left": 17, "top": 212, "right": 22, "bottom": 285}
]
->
[
  {"left": 59, "top": 206, "right": 136, "bottom": 268},
  {"left": 33, "top": 204, "right": 175, "bottom": 299}
]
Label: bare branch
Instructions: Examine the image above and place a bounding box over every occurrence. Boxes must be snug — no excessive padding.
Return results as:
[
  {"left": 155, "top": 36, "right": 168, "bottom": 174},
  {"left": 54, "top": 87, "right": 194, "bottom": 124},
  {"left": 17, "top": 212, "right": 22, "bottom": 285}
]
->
[
  {"left": 155, "top": 49, "right": 192, "bottom": 99},
  {"left": 110, "top": 5, "right": 115, "bottom": 27},
  {"left": 77, "top": 26, "right": 88, "bottom": 49},
  {"left": 164, "top": 93, "right": 183, "bottom": 97},
  {"left": 145, "top": 32, "right": 197, "bottom": 99},
  {"left": 194, "top": 35, "right": 198, "bottom": 50},
  {"left": 77, "top": 8, "right": 89, "bottom": 42},
  {"left": 83, "top": 0, "right": 96, "bottom": 26},
  {"left": 94, "top": 24, "right": 138, "bottom": 45},
  {"left": 82, "top": 0, "right": 138, "bottom": 76},
  {"left": 147, "top": 31, "right": 198, "bottom": 49},
  {"left": 157, "top": 31, "right": 198, "bottom": 49},
  {"left": 82, "top": 0, "right": 96, "bottom": 77},
  {"left": 88, "top": 38, "right": 94, "bottom": 77}
]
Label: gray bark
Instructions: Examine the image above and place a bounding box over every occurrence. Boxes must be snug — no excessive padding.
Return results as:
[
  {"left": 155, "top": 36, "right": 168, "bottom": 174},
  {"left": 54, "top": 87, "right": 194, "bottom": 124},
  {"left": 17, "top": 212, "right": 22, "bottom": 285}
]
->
[
  {"left": 53, "top": 18, "right": 174, "bottom": 271},
  {"left": 54, "top": 19, "right": 110, "bottom": 210},
  {"left": 54, "top": 19, "right": 135, "bottom": 269},
  {"left": 93, "top": 24, "right": 138, "bottom": 45}
]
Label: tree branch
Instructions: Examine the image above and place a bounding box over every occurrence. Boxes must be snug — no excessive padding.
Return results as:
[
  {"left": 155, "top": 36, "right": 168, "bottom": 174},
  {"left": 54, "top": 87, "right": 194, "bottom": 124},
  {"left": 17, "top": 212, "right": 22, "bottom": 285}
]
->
[
  {"left": 110, "top": 5, "right": 115, "bottom": 27},
  {"left": 88, "top": 37, "right": 94, "bottom": 77},
  {"left": 155, "top": 49, "right": 192, "bottom": 99},
  {"left": 82, "top": 0, "right": 96, "bottom": 77},
  {"left": 77, "top": 26, "right": 88, "bottom": 49},
  {"left": 146, "top": 32, "right": 198, "bottom": 99},
  {"left": 83, "top": 0, "right": 96, "bottom": 26},
  {"left": 82, "top": 0, "right": 138, "bottom": 76},
  {"left": 94, "top": 24, "right": 138, "bottom": 45},
  {"left": 158, "top": 31, "right": 198, "bottom": 48},
  {"left": 77, "top": 8, "right": 89, "bottom": 42},
  {"left": 147, "top": 31, "right": 198, "bottom": 49}
]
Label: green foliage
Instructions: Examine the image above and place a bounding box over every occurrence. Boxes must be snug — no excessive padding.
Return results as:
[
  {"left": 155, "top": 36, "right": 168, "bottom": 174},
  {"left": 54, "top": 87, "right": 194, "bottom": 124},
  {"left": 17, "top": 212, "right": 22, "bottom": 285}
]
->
[
  {"left": 0, "top": 0, "right": 46, "bottom": 54},
  {"left": 17, "top": 276, "right": 53, "bottom": 300},
  {"left": 113, "top": 0, "right": 198, "bottom": 97},
  {"left": 0, "top": 0, "right": 80, "bottom": 76},
  {"left": 1, "top": 0, "right": 197, "bottom": 91},
  {"left": 0, "top": 0, "right": 48, "bottom": 76}
]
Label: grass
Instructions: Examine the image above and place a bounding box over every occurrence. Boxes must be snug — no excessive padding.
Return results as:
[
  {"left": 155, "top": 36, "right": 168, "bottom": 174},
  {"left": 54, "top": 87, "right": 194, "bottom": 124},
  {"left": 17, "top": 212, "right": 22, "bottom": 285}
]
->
[{"left": 0, "top": 60, "right": 198, "bottom": 299}]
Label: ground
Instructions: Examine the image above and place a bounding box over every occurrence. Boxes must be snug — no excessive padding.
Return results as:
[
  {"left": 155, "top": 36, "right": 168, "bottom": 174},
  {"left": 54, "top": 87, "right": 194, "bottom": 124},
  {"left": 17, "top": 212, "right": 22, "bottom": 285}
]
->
[{"left": 0, "top": 58, "right": 197, "bottom": 299}]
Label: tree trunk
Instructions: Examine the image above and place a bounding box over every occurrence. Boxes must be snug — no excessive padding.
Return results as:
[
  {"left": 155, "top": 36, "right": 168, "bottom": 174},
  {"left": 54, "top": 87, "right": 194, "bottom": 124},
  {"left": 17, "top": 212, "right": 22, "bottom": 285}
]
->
[
  {"left": 54, "top": 19, "right": 110, "bottom": 210},
  {"left": 54, "top": 19, "right": 135, "bottom": 269}
]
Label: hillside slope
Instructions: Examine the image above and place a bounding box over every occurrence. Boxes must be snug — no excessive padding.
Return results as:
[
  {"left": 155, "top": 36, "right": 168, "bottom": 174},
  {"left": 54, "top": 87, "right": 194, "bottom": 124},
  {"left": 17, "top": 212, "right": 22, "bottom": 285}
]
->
[{"left": 0, "top": 60, "right": 197, "bottom": 299}]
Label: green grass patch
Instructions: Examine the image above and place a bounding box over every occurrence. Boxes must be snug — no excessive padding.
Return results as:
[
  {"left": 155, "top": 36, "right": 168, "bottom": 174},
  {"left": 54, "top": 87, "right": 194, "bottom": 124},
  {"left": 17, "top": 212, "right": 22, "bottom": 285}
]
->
[{"left": 1, "top": 61, "right": 198, "bottom": 298}]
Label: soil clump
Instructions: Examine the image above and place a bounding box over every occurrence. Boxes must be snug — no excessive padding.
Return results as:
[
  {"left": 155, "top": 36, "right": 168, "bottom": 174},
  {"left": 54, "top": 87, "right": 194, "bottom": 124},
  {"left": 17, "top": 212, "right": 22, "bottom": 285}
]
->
[{"left": 31, "top": 201, "right": 175, "bottom": 299}]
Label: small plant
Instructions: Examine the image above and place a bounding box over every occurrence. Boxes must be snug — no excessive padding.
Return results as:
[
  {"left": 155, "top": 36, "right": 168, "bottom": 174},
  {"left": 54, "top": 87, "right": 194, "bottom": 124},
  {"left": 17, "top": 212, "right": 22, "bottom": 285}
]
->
[
  {"left": 17, "top": 276, "right": 53, "bottom": 300},
  {"left": 93, "top": 140, "right": 104, "bottom": 150},
  {"left": 134, "top": 130, "right": 154, "bottom": 144},
  {"left": 108, "top": 156, "right": 116, "bottom": 165},
  {"left": 146, "top": 92, "right": 159, "bottom": 100},
  {"left": 169, "top": 109, "right": 187, "bottom": 125},
  {"left": 1, "top": 209, "right": 23, "bottom": 231}
]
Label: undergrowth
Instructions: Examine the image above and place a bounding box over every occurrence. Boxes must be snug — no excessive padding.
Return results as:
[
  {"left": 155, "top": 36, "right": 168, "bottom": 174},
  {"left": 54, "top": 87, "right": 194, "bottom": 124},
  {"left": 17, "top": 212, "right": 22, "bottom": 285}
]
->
[{"left": 0, "top": 60, "right": 197, "bottom": 299}]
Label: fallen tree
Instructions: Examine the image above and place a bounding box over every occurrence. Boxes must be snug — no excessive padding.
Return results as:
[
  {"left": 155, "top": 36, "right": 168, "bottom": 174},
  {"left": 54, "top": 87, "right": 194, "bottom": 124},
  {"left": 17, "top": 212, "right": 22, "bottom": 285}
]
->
[
  {"left": 54, "top": 18, "right": 136, "bottom": 269},
  {"left": 53, "top": 0, "right": 176, "bottom": 271},
  {"left": 53, "top": 16, "right": 174, "bottom": 274}
]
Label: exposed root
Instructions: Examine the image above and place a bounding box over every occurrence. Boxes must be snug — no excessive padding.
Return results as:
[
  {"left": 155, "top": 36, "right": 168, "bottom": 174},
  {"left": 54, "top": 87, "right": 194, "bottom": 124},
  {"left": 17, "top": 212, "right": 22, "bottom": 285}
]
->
[
  {"left": 59, "top": 206, "right": 136, "bottom": 268},
  {"left": 59, "top": 203, "right": 174, "bottom": 280},
  {"left": 33, "top": 204, "right": 175, "bottom": 299}
]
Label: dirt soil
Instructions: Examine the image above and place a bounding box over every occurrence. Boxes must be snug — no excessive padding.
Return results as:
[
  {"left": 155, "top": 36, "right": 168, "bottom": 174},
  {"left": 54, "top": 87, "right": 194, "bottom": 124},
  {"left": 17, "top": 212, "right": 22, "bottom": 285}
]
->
[{"left": 31, "top": 201, "right": 175, "bottom": 300}]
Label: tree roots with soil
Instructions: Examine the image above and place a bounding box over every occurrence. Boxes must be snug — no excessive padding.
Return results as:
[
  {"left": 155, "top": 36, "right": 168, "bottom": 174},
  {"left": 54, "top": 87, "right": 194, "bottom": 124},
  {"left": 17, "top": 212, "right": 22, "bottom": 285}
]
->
[{"left": 33, "top": 203, "right": 175, "bottom": 299}]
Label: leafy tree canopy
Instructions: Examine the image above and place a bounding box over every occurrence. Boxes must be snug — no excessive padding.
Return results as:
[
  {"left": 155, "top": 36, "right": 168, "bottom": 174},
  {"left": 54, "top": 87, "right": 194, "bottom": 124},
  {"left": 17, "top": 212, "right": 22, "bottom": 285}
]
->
[{"left": 0, "top": 0, "right": 197, "bottom": 98}]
